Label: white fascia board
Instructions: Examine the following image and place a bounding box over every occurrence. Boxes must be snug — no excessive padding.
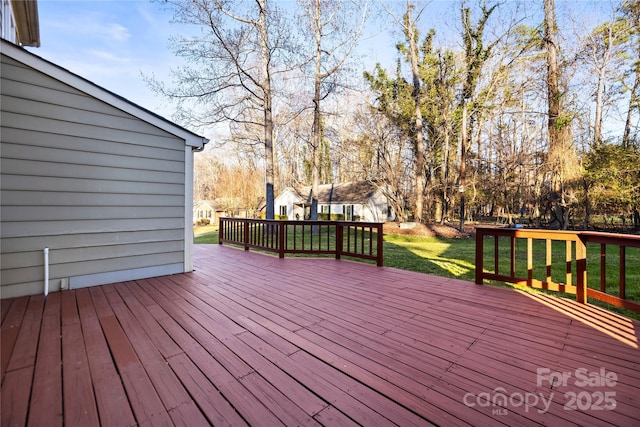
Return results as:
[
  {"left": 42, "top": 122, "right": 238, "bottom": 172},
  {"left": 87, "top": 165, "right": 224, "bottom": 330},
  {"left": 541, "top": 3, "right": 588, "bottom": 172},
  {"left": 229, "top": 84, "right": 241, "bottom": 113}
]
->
[{"left": 2, "top": 40, "right": 208, "bottom": 149}]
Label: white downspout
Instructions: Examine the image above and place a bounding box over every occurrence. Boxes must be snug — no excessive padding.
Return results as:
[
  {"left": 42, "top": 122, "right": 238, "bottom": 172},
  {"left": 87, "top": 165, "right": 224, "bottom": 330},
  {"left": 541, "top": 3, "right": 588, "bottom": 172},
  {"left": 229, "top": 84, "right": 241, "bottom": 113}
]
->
[{"left": 44, "top": 247, "right": 49, "bottom": 297}]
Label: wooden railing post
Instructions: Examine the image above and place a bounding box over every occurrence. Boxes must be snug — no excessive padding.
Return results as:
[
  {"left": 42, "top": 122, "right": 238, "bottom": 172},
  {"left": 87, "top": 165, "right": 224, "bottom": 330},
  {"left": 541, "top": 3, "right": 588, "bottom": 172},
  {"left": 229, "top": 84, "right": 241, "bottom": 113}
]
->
[
  {"left": 243, "top": 219, "right": 249, "bottom": 251},
  {"left": 336, "top": 223, "right": 344, "bottom": 260},
  {"left": 475, "top": 229, "right": 484, "bottom": 285},
  {"left": 576, "top": 235, "right": 587, "bottom": 304},
  {"left": 219, "top": 218, "right": 224, "bottom": 244},
  {"left": 278, "top": 221, "right": 285, "bottom": 258},
  {"left": 376, "top": 223, "right": 384, "bottom": 267}
]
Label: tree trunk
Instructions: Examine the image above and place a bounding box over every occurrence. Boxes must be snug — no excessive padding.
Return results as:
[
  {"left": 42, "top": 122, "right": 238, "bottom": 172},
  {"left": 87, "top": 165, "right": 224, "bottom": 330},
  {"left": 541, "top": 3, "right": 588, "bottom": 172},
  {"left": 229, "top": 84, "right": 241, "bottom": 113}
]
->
[
  {"left": 459, "top": 103, "right": 468, "bottom": 232},
  {"left": 593, "top": 66, "right": 605, "bottom": 145},
  {"left": 544, "top": 0, "right": 568, "bottom": 229},
  {"left": 258, "top": 0, "right": 275, "bottom": 220},
  {"left": 406, "top": 1, "right": 425, "bottom": 223},
  {"left": 310, "top": 9, "right": 322, "bottom": 223},
  {"left": 623, "top": 61, "right": 639, "bottom": 148}
]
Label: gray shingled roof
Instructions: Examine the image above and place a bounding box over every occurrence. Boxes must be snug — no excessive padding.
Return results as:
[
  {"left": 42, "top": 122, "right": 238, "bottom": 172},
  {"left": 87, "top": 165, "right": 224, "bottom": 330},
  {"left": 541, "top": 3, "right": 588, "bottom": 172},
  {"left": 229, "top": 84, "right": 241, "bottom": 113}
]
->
[{"left": 290, "top": 181, "right": 378, "bottom": 204}]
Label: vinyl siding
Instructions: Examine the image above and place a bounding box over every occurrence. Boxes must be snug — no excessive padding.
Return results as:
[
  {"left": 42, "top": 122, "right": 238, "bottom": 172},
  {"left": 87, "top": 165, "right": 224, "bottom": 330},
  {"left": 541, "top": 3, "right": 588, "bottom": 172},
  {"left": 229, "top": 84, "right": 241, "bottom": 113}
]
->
[{"left": 0, "top": 55, "right": 188, "bottom": 298}]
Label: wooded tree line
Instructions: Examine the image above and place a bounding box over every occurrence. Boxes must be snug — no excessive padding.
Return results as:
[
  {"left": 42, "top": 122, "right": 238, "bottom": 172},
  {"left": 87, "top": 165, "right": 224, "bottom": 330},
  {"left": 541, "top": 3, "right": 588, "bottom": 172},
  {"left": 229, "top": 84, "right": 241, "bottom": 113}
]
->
[{"left": 157, "top": 0, "right": 640, "bottom": 230}]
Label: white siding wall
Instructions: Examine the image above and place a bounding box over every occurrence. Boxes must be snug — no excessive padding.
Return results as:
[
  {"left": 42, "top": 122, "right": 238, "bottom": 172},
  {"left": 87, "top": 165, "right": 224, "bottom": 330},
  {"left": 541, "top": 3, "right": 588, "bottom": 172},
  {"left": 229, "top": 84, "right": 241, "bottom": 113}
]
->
[
  {"left": 0, "top": 55, "right": 187, "bottom": 298},
  {"left": 274, "top": 190, "right": 301, "bottom": 219}
]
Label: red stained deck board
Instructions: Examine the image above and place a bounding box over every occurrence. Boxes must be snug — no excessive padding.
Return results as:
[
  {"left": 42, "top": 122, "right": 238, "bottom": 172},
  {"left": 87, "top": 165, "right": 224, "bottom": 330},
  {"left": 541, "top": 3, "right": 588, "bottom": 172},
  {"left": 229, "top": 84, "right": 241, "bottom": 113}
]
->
[
  {"left": 187, "top": 276, "right": 306, "bottom": 332},
  {"left": 239, "top": 372, "right": 321, "bottom": 426},
  {"left": 290, "top": 327, "right": 465, "bottom": 426},
  {"left": 233, "top": 315, "right": 300, "bottom": 356},
  {"left": 216, "top": 379, "right": 286, "bottom": 426},
  {"left": 166, "top": 401, "right": 211, "bottom": 426},
  {"left": 174, "top": 270, "right": 304, "bottom": 334},
  {"left": 5, "top": 296, "right": 43, "bottom": 373},
  {"left": 27, "top": 293, "right": 63, "bottom": 427},
  {"left": 114, "top": 282, "right": 183, "bottom": 359},
  {"left": 1, "top": 296, "right": 28, "bottom": 380},
  {"left": 151, "top": 275, "right": 247, "bottom": 337},
  {"left": 1, "top": 367, "right": 33, "bottom": 426},
  {"left": 101, "top": 285, "right": 193, "bottom": 412},
  {"left": 166, "top": 352, "right": 249, "bottom": 426},
  {"left": 2, "top": 244, "right": 639, "bottom": 426},
  {"left": 1, "top": 298, "right": 13, "bottom": 325},
  {"left": 226, "top": 331, "right": 327, "bottom": 417},
  {"left": 313, "top": 405, "right": 361, "bottom": 427},
  {"left": 135, "top": 278, "right": 255, "bottom": 379},
  {"left": 92, "top": 286, "right": 172, "bottom": 426},
  {"left": 60, "top": 292, "right": 100, "bottom": 427},
  {"left": 288, "top": 350, "right": 440, "bottom": 427},
  {"left": 75, "top": 288, "right": 136, "bottom": 427}
]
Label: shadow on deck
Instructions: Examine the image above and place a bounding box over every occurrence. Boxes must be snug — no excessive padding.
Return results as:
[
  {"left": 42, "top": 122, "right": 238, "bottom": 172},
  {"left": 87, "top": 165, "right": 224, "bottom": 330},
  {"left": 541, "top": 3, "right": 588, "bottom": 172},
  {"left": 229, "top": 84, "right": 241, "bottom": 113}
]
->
[{"left": 2, "top": 244, "right": 639, "bottom": 426}]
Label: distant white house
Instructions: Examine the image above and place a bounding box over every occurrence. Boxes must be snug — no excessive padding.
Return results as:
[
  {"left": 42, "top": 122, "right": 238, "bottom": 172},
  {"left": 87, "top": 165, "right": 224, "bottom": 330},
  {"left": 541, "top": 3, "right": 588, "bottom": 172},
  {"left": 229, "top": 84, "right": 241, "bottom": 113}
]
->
[
  {"left": 275, "top": 181, "right": 395, "bottom": 222},
  {"left": 193, "top": 200, "right": 226, "bottom": 226}
]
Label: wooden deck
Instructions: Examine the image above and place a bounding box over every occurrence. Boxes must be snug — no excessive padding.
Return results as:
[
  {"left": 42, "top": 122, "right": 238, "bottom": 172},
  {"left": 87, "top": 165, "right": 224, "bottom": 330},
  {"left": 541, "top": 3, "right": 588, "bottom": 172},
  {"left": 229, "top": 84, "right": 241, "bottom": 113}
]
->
[{"left": 2, "top": 244, "right": 639, "bottom": 426}]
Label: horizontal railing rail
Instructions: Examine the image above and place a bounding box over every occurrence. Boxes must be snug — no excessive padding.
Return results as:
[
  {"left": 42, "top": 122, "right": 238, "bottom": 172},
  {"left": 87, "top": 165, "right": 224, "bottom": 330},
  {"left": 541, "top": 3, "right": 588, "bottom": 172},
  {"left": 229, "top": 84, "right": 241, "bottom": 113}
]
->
[
  {"left": 219, "top": 218, "right": 384, "bottom": 266},
  {"left": 475, "top": 227, "right": 640, "bottom": 313}
]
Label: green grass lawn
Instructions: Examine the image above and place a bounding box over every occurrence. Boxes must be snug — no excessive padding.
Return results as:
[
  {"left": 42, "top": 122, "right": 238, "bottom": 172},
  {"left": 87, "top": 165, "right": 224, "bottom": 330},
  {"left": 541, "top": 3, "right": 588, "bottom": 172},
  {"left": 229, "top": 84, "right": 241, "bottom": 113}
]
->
[
  {"left": 195, "top": 230, "right": 640, "bottom": 319},
  {"left": 194, "top": 231, "right": 219, "bottom": 244}
]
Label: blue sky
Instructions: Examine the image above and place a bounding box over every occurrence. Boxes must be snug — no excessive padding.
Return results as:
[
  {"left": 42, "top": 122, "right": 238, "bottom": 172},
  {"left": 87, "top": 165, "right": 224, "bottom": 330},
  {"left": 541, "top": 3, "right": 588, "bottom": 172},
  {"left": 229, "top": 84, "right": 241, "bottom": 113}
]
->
[{"left": 28, "top": 0, "right": 182, "bottom": 119}]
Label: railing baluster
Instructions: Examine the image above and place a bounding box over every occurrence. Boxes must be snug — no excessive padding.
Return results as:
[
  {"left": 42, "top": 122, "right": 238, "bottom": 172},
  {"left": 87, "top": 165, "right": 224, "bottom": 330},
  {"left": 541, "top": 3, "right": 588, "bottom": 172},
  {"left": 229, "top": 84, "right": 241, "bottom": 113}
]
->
[
  {"left": 620, "top": 246, "right": 626, "bottom": 300},
  {"left": 326, "top": 224, "right": 330, "bottom": 251},
  {"left": 600, "top": 243, "right": 607, "bottom": 292},
  {"left": 510, "top": 235, "right": 515, "bottom": 277},
  {"left": 576, "top": 236, "right": 587, "bottom": 304},
  {"left": 565, "top": 240, "right": 572, "bottom": 286},
  {"left": 527, "top": 238, "right": 533, "bottom": 287},
  {"left": 336, "top": 223, "right": 343, "bottom": 260},
  {"left": 546, "top": 239, "right": 552, "bottom": 285},
  {"left": 278, "top": 222, "right": 285, "bottom": 258},
  {"left": 494, "top": 235, "right": 499, "bottom": 275},
  {"left": 475, "top": 229, "right": 484, "bottom": 285}
]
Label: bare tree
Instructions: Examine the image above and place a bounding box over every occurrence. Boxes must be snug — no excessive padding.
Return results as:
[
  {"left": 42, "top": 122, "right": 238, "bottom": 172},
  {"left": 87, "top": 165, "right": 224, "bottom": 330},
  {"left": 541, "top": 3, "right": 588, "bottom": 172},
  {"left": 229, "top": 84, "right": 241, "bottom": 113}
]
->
[
  {"left": 297, "top": 0, "right": 369, "bottom": 221},
  {"left": 578, "top": 17, "right": 631, "bottom": 146},
  {"left": 621, "top": 0, "right": 640, "bottom": 147},
  {"left": 149, "top": 0, "right": 293, "bottom": 219}
]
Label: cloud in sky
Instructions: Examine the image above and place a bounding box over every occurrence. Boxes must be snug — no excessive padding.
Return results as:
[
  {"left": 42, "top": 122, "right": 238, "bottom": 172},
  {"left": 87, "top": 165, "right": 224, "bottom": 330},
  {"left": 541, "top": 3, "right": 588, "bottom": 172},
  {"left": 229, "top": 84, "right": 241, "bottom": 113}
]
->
[
  {"left": 30, "top": 1, "right": 178, "bottom": 118},
  {"left": 87, "top": 49, "right": 131, "bottom": 64},
  {"left": 101, "top": 22, "right": 131, "bottom": 42},
  {"left": 45, "top": 11, "right": 131, "bottom": 43}
]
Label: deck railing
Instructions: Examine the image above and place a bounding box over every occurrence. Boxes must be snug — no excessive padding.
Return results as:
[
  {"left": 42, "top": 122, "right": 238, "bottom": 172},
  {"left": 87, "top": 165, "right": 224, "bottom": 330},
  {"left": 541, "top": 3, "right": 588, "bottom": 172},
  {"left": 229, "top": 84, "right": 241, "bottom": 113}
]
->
[
  {"left": 475, "top": 227, "right": 640, "bottom": 313},
  {"left": 219, "top": 218, "right": 384, "bottom": 266}
]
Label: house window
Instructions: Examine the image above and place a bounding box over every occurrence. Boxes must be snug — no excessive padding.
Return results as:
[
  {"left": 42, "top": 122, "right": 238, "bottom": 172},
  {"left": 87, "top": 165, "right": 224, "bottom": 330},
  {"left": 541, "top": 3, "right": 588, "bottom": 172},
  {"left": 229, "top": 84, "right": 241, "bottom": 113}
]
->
[
  {"left": 321, "top": 205, "right": 329, "bottom": 214},
  {"left": 279, "top": 205, "right": 287, "bottom": 218},
  {"left": 207, "top": 210, "right": 212, "bottom": 218},
  {"left": 344, "top": 205, "right": 354, "bottom": 221}
]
